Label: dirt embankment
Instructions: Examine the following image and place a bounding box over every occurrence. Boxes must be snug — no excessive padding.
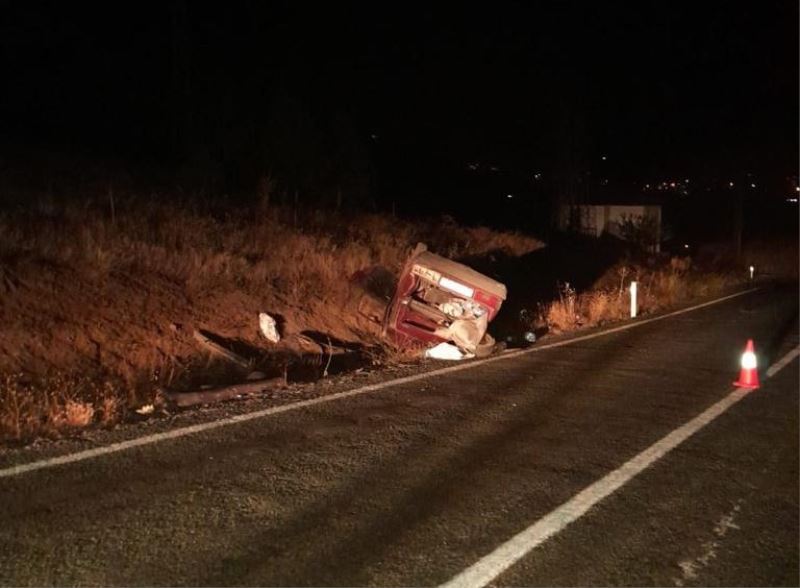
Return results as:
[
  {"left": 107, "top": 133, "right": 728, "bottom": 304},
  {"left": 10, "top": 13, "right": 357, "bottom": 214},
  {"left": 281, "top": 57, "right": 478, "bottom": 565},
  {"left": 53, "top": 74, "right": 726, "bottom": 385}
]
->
[
  {"left": 0, "top": 198, "right": 543, "bottom": 440},
  {"left": 4, "top": 192, "right": 791, "bottom": 443}
]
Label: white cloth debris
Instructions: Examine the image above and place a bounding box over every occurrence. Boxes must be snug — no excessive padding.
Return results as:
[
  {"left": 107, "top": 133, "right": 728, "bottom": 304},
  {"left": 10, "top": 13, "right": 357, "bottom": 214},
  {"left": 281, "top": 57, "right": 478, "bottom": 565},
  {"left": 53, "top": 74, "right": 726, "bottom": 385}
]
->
[
  {"left": 135, "top": 404, "right": 154, "bottom": 415},
  {"left": 259, "top": 312, "right": 280, "bottom": 343},
  {"left": 424, "top": 342, "right": 474, "bottom": 361}
]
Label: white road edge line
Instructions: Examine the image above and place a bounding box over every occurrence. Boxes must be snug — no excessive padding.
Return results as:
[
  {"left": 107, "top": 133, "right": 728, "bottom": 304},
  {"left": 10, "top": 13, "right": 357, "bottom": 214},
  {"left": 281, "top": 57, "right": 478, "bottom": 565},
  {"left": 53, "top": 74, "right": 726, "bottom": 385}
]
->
[
  {"left": 766, "top": 346, "right": 800, "bottom": 378},
  {"left": 0, "top": 288, "right": 759, "bottom": 480},
  {"left": 439, "top": 343, "right": 800, "bottom": 588}
]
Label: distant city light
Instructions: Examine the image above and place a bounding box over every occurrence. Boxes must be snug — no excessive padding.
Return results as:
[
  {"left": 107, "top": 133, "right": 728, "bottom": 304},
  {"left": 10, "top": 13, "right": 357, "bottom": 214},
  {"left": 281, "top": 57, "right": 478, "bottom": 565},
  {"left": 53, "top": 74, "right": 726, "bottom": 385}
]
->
[
  {"left": 684, "top": 244, "right": 690, "bottom": 249},
  {"left": 506, "top": 194, "right": 514, "bottom": 199},
  {"left": 795, "top": 186, "right": 800, "bottom": 192},
  {"left": 729, "top": 181, "right": 734, "bottom": 187},
  {"left": 601, "top": 155, "right": 607, "bottom": 161},
  {"left": 750, "top": 183, "right": 756, "bottom": 188},
  {"left": 533, "top": 172, "right": 542, "bottom": 180},
  {"left": 788, "top": 197, "right": 799, "bottom": 203},
  {"left": 670, "top": 182, "right": 676, "bottom": 188}
]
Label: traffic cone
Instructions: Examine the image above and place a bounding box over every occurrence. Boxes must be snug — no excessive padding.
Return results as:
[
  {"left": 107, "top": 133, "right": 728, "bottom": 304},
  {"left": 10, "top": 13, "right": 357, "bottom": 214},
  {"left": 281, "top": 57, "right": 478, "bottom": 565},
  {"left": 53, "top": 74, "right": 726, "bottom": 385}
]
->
[{"left": 734, "top": 339, "right": 760, "bottom": 389}]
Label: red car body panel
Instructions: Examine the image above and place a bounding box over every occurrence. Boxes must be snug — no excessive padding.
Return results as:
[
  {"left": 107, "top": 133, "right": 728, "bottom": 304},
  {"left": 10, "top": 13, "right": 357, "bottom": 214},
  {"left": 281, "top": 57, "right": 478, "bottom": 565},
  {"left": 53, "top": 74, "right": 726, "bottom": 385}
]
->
[{"left": 382, "top": 246, "right": 507, "bottom": 351}]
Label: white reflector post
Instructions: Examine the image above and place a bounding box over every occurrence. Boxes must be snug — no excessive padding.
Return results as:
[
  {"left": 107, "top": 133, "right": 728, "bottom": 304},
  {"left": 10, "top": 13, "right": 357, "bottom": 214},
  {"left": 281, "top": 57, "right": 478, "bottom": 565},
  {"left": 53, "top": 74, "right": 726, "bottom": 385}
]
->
[
  {"left": 741, "top": 350, "right": 757, "bottom": 369},
  {"left": 749, "top": 265, "right": 754, "bottom": 280},
  {"left": 630, "top": 281, "right": 638, "bottom": 318}
]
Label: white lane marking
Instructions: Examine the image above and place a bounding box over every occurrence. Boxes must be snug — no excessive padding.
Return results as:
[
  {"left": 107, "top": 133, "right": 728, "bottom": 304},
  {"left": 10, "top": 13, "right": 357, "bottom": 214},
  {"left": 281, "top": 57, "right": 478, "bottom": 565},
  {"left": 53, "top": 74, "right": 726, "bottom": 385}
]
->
[
  {"left": 766, "top": 345, "right": 800, "bottom": 378},
  {"left": 0, "top": 288, "right": 759, "bottom": 480},
  {"left": 439, "top": 342, "right": 799, "bottom": 588}
]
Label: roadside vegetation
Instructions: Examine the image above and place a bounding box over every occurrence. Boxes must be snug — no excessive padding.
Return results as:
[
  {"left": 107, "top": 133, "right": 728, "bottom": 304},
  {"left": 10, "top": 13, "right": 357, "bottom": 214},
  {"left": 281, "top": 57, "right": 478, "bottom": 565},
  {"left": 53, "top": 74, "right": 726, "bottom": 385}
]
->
[
  {"left": 0, "top": 195, "right": 541, "bottom": 442},
  {"left": 541, "top": 238, "right": 798, "bottom": 334},
  {"left": 543, "top": 259, "right": 738, "bottom": 332},
  {"left": 1, "top": 187, "right": 794, "bottom": 444}
]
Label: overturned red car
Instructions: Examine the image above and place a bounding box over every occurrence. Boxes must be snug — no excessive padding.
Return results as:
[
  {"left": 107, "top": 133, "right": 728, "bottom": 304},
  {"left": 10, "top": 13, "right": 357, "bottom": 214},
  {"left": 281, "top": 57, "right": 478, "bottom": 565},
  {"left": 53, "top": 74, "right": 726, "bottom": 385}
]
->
[{"left": 382, "top": 244, "right": 507, "bottom": 356}]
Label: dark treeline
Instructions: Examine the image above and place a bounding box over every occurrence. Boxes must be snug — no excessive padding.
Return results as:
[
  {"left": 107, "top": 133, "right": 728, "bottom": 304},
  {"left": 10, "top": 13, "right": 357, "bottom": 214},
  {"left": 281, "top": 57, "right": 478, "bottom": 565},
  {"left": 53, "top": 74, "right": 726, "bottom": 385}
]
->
[{"left": 1, "top": 2, "right": 797, "bottom": 235}]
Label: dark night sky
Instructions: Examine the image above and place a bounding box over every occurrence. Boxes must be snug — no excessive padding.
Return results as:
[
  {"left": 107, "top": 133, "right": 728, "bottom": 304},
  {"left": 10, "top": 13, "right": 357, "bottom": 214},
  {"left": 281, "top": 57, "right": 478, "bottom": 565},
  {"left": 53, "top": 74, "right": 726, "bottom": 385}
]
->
[{"left": 1, "top": 1, "right": 797, "bottom": 212}]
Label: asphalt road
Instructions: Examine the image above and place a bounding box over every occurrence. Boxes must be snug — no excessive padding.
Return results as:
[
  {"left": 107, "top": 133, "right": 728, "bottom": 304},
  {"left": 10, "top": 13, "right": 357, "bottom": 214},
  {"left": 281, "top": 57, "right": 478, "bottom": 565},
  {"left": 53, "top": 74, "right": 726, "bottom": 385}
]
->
[{"left": 0, "top": 285, "right": 797, "bottom": 587}]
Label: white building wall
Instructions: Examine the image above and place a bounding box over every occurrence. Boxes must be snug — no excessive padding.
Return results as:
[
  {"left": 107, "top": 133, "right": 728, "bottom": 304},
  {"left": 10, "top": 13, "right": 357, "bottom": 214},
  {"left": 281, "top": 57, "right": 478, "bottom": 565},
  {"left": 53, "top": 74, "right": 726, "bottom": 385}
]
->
[{"left": 558, "top": 204, "right": 661, "bottom": 251}]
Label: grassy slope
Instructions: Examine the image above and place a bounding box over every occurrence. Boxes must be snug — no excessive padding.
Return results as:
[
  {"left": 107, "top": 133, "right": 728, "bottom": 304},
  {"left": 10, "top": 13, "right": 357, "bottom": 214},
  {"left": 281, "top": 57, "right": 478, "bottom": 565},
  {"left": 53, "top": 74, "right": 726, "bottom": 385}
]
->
[{"left": 0, "top": 198, "right": 542, "bottom": 440}]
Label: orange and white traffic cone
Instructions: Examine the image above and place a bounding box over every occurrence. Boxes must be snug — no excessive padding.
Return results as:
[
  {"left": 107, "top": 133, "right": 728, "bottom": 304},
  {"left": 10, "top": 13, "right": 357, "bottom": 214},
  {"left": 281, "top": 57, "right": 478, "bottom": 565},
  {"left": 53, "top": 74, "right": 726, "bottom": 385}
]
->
[{"left": 734, "top": 339, "right": 760, "bottom": 389}]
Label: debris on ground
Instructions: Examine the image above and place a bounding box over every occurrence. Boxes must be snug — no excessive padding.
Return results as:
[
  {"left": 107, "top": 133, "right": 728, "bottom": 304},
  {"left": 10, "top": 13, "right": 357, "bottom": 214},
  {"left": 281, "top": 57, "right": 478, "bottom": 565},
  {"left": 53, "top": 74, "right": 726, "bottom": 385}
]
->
[
  {"left": 258, "top": 312, "right": 281, "bottom": 343},
  {"left": 160, "top": 377, "right": 284, "bottom": 408},
  {"left": 193, "top": 329, "right": 250, "bottom": 368},
  {"left": 424, "top": 342, "right": 474, "bottom": 361}
]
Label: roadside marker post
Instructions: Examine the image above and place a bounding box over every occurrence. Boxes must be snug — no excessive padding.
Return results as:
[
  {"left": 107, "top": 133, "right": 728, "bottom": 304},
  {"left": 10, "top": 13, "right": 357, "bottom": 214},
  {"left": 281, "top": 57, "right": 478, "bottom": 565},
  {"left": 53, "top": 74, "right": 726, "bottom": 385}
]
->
[
  {"left": 630, "top": 281, "right": 638, "bottom": 318},
  {"left": 749, "top": 265, "right": 755, "bottom": 280}
]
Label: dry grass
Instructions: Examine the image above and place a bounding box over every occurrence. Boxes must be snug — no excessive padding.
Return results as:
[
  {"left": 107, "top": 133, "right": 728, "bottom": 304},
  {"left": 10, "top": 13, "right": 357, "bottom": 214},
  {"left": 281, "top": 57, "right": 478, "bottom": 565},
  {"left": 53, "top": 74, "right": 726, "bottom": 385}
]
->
[
  {"left": 545, "top": 282, "right": 579, "bottom": 332},
  {"left": 0, "top": 196, "right": 543, "bottom": 442},
  {"left": 543, "top": 258, "right": 743, "bottom": 333},
  {"left": 540, "top": 238, "right": 796, "bottom": 336},
  {"left": 0, "top": 200, "right": 540, "bottom": 301},
  {"left": 0, "top": 373, "right": 122, "bottom": 441}
]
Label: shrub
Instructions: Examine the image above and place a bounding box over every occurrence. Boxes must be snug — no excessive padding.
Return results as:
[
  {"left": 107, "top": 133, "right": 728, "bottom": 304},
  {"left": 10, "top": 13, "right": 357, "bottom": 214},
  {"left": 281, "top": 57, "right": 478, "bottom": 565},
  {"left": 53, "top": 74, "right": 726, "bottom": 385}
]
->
[{"left": 541, "top": 260, "right": 743, "bottom": 334}]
